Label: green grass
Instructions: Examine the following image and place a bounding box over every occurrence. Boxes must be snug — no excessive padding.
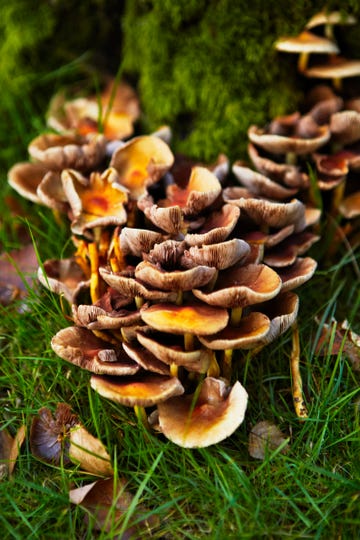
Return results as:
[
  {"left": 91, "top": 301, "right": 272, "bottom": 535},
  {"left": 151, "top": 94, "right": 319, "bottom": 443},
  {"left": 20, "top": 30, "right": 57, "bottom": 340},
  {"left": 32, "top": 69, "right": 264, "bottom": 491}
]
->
[{"left": 1, "top": 76, "right": 360, "bottom": 540}]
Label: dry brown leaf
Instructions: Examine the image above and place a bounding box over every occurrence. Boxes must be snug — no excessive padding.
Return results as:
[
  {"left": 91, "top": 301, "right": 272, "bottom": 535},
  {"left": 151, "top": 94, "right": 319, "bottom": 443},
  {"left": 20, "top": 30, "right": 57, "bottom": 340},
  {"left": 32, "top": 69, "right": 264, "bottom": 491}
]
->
[
  {"left": 0, "top": 244, "right": 38, "bottom": 307},
  {"left": 69, "top": 477, "right": 158, "bottom": 538},
  {"left": 30, "top": 403, "right": 113, "bottom": 476},
  {"left": 315, "top": 319, "right": 360, "bottom": 371},
  {"left": 249, "top": 421, "right": 289, "bottom": 460},
  {"left": 0, "top": 425, "right": 26, "bottom": 478}
]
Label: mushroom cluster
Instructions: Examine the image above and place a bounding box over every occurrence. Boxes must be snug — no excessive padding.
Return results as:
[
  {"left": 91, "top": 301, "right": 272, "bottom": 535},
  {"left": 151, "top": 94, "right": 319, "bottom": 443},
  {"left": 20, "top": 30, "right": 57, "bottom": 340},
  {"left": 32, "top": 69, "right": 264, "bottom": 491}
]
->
[{"left": 7, "top": 74, "right": 321, "bottom": 447}]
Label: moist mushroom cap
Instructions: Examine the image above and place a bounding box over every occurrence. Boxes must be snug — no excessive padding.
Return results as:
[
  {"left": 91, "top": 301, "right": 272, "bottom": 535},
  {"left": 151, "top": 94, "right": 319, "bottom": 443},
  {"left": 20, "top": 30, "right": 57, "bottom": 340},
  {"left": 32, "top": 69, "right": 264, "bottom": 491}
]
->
[
  {"left": 122, "top": 341, "right": 170, "bottom": 375},
  {"left": 232, "top": 163, "right": 298, "bottom": 200},
  {"left": 257, "top": 291, "right": 299, "bottom": 345},
  {"left": 135, "top": 260, "right": 217, "bottom": 291},
  {"left": 157, "top": 377, "right": 248, "bottom": 448},
  {"left": 198, "top": 312, "right": 271, "bottom": 350},
  {"left": 181, "top": 239, "right": 250, "bottom": 270},
  {"left": 192, "top": 263, "right": 282, "bottom": 308},
  {"left": 304, "top": 58, "right": 360, "bottom": 80},
  {"left": 248, "top": 124, "right": 330, "bottom": 155},
  {"left": 72, "top": 303, "right": 141, "bottom": 330},
  {"left": 90, "top": 372, "right": 184, "bottom": 407},
  {"left": 184, "top": 204, "right": 240, "bottom": 245},
  {"left": 275, "top": 31, "right": 339, "bottom": 54},
  {"left": 120, "top": 228, "right": 167, "bottom": 257},
  {"left": 140, "top": 302, "right": 229, "bottom": 335},
  {"left": 8, "top": 162, "right": 49, "bottom": 204},
  {"left": 278, "top": 257, "right": 318, "bottom": 291},
  {"left": 330, "top": 110, "right": 360, "bottom": 146},
  {"left": 51, "top": 326, "right": 141, "bottom": 375}
]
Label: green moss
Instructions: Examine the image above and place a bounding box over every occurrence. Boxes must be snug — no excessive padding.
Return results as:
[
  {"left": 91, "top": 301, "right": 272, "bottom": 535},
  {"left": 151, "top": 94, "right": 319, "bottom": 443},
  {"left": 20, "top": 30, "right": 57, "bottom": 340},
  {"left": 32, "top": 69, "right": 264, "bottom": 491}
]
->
[{"left": 121, "top": 0, "right": 360, "bottom": 161}]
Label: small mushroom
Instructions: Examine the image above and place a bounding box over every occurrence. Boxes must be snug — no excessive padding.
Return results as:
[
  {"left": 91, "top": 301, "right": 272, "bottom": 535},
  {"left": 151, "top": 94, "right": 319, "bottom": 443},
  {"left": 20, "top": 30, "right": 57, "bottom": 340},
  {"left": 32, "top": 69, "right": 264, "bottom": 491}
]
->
[
  {"left": 255, "top": 291, "right": 299, "bottom": 345},
  {"left": 248, "top": 124, "right": 330, "bottom": 156},
  {"left": 38, "top": 257, "right": 90, "bottom": 304},
  {"left": 7, "top": 162, "right": 49, "bottom": 204},
  {"left": 277, "top": 257, "right": 317, "bottom": 292},
  {"left": 305, "top": 10, "right": 357, "bottom": 40},
  {"left": 339, "top": 192, "right": 360, "bottom": 219},
  {"left": 304, "top": 58, "right": 360, "bottom": 92},
  {"left": 264, "top": 232, "right": 320, "bottom": 267},
  {"left": 157, "top": 377, "right": 248, "bottom": 448},
  {"left": 330, "top": 110, "right": 360, "bottom": 146}
]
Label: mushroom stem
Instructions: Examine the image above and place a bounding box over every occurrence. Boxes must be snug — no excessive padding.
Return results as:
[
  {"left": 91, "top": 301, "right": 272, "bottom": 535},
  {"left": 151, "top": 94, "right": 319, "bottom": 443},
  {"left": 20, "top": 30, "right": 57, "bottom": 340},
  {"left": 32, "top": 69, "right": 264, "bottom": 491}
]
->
[
  {"left": 207, "top": 351, "right": 220, "bottom": 378},
  {"left": 285, "top": 152, "right": 297, "bottom": 165},
  {"left": 110, "top": 256, "right": 121, "bottom": 273},
  {"left": 170, "top": 363, "right": 179, "bottom": 377},
  {"left": 222, "top": 349, "right": 233, "bottom": 380},
  {"left": 230, "top": 307, "right": 243, "bottom": 326},
  {"left": 52, "top": 209, "right": 63, "bottom": 226},
  {"left": 99, "top": 229, "right": 110, "bottom": 259},
  {"left": 135, "top": 296, "right": 145, "bottom": 309},
  {"left": 91, "top": 329, "right": 119, "bottom": 346},
  {"left": 112, "top": 229, "right": 126, "bottom": 270},
  {"left": 184, "top": 333, "right": 195, "bottom": 351},
  {"left": 134, "top": 405, "right": 150, "bottom": 431},
  {"left": 290, "top": 322, "right": 308, "bottom": 419},
  {"left": 332, "top": 77, "right": 342, "bottom": 92},
  {"left": 74, "top": 240, "right": 91, "bottom": 278},
  {"left": 331, "top": 179, "right": 346, "bottom": 216},
  {"left": 88, "top": 242, "right": 100, "bottom": 303},
  {"left": 176, "top": 290, "right": 183, "bottom": 305},
  {"left": 324, "top": 23, "right": 334, "bottom": 41},
  {"left": 207, "top": 269, "right": 219, "bottom": 292},
  {"left": 298, "top": 51, "right": 309, "bottom": 73}
]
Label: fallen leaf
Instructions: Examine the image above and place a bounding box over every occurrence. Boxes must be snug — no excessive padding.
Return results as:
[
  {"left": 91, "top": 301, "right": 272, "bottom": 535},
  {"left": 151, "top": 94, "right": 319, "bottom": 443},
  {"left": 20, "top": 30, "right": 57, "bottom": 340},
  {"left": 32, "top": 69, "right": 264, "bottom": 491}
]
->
[
  {"left": 315, "top": 318, "right": 360, "bottom": 371},
  {"left": 0, "top": 244, "right": 38, "bottom": 307},
  {"left": 249, "top": 421, "right": 289, "bottom": 460},
  {"left": 69, "top": 477, "right": 159, "bottom": 538},
  {"left": 30, "top": 403, "right": 113, "bottom": 476},
  {"left": 0, "top": 425, "right": 26, "bottom": 478}
]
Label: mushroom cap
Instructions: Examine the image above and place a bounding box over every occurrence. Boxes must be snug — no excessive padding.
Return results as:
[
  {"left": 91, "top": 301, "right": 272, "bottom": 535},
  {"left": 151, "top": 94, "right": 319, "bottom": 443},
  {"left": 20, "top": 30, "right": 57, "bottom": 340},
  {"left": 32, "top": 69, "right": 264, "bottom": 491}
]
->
[
  {"left": 275, "top": 31, "right": 339, "bottom": 54},
  {"left": 198, "top": 312, "right": 271, "bottom": 350},
  {"left": 38, "top": 257, "right": 89, "bottom": 304},
  {"left": 257, "top": 291, "right": 299, "bottom": 345},
  {"left": 51, "top": 326, "right": 141, "bottom": 375},
  {"left": 305, "top": 11, "right": 357, "bottom": 30},
  {"left": 161, "top": 166, "right": 222, "bottom": 215},
  {"left": 28, "top": 133, "right": 106, "bottom": 171},
  {"left": 330, "top": 110, "right": 360, "bottom": 146},
  {"left": 157, "top": 377, "right": 248, "bottom": 448},
  {"left": 90, "top": 373, "right": 184, "bottom": 407},
  {"left": 120, "top": 227, "right": 167, "bottom": 257},
  {"left": 110, "top": 135, "right": 174, "bottom": 199},
  {"left": 138, "top": 196, "right": 184, "bottom": 234},
  {"left": 8, "top": 162, "right": 48, "bottom": 204},
  {"left": 192, "top": 264, "right": 282, "bottom": 308},
  {"left": 184, "top": 204, "right": 240, "bottom": 245},
  {"left": 278, "top": 257, "right": 317, "bottom": 292},
  {"left": 122, "top": 341, "right": 170, "bottom": 375},
  {"left": 135, "top": 260, "right": 217, "bottom": 291},
  {"left": 312, "top": 152, "right": 349, "bottom": 178},
  {"left": 248, "top": 124, "right": 330, "bottom": 155},
  {"left": 304, "top": 58, "right": 360, "bottom": 80},
  {"left": 181, "top": 239, "right": 251, "bottom": 271},
  {"left": 37, "top": 171, "right": 68, "bottom": 212},
  {"left": 72, "top": 303, "right": 141, "bottom": 330},
  {"left": 232, "top": 163, "right": 298, "bottom": 200},
  {"left": 140, "top": 302, "right": 229, "bottom": 335},
  {"left": 339, "top": 191, "right": 360, "bottom": 218},
  {"left": 136, "top": 329, "right": 211, "bottom": 372},
  {"left": 264, "top": 232, "right": 320, "bottom": 267}
]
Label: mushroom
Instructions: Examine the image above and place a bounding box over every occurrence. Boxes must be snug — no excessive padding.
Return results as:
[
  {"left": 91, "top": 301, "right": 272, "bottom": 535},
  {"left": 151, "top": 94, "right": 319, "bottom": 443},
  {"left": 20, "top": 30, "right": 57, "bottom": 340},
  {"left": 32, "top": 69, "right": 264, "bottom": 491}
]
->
[
  {"left": 135, "top": 259, "right": 217, "bottom": 291},
  {"left": 254, "top": 291, "right": 299, "bottom": 345},
  {"left": 263, "top": 232, "right": 320, "bottom": 267},
  {"left": 8, "top": 162, "right": 50, "bottom": 204},
  {"left": 339, "top": 192, "right": 360, "bottom": 219},
  {"left": 305, "top": 10, "right": 357, "bottom": 40},
  {"left": 184, "top": 204, "right": 240, "bottom": 245},
  {"left": 277, "top": 257, "right": 318, "bottom": 292},
  {"left": 274, "top": 30, "right": 339, "bottom": 72},
  {"left": 120, "top": 227, "right": 168, "bottom": 257},
  {"left": 156, "top": 377, "right": 248, "bottom": 448},
  {"left": 37, "top": 257, "right": 90, "bottom": 304},
  {"left": 232, "top": 163, "right": 298, "bottom": 200},
  {"left": 304, "top": 58, "right": 360, "bottom": 92},
  {"left": 330, "top": 110, "right": 360, "bottom": 147},
  {"left": 180, "top": 239, "right": 251, "bottom": 271}
]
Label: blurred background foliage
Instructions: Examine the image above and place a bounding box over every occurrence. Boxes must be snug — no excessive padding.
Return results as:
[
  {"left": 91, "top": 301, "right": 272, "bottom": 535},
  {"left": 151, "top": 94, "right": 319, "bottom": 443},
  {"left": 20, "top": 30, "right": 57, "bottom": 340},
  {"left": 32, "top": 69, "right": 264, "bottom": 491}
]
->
[{"left": 1, "top": 0, "right": 360, "bottom": 169}]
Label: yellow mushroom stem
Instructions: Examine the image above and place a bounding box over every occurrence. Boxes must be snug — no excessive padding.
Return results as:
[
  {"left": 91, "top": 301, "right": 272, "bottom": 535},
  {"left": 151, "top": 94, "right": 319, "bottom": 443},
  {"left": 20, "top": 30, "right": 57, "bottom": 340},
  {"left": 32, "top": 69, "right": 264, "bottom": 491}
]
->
[
  {"left": 290, "top": 322, "right": 308, "bottom": 419},
  {"left": 170, "top": 363, "right": 179, "bottom": 377},
  {"left": 91, "top": 329, "right": 119, "bottom": 346},
  {"left": 88, "top": 242, "right": 100, "bottom": 303},
  {"left": 175, "top": 290, "right": 183, "bottom": 306},
  {"left": 112, "top": 229, "right": 126, "bottom": 270},
  {"left": 285, "top": 152, "right": 297, "bottom": 165},
  {"left": 99, "top": 229, "right": 111, "bottom": 259},
  {"left": 109, "top": 256, "right": 121, "bottom": 273},
  {"left": 207, "top": 351, "right": 220, "bottom": 378},
  {"left": 134, "top": 405, "right": 150, "bottom": 431},
  {"left": 184, "top": 333, "right": 195, "bottom": 352},
  {"left": 52, "top": 209, "right": 63, "bottom": 227},
  {"left": 230, "top": 307, "right": 243, "bottom": 326},
  {"left": 332, "top": 77, "right": 342, "bottom": 93},
  {"left": 135, "top": 296, "right": 145, "bottom": 309},
  {"left": 126, "top": 201, "right": 138, "bottom": 229},
  {"left": 298, "top": 51, "right": 309, "bottom": 73},
  {"left": 74, "top": 240, "right": 91, "bottom": 278},
  {"left": 222, "top": 349, "right": 233, "bottom": 380},
  {"left": 207, "top": 269, "right": 219, "bottom": 292},
  {"left": 331, "top": 179, "right": 346, "bottom": 216}
]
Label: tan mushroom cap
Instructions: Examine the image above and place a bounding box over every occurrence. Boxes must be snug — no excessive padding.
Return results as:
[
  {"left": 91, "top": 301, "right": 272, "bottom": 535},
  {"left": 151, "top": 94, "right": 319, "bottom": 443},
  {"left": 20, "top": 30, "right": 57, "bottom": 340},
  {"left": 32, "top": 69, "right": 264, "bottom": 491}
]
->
[
  {"left": 312, "top": 152, "right": 349, "bottom": 178},
  {"left": 157, "top": 377, "right": 248, "bottom": 448},
  {"left": 247, "top": 143, "right": 309, "bottom": 189},
  {"left": 135, "top": 260, "right": 217, "bottom": 291},
  {"left": 304, "top": 58, "right": 360, "bottom": 81},
  {"left": 309, "top": 96, "right": 344, "bottom": 125},
  {"left": 28, "top": 133, "right": 106, "bottom": 171},
  {"left": 278, "top": 257, "right": 317, "bottom": 292},
  {"left": 198, "top": 312, "right": 271, "bottom": 350},
  {"left": 264, "top": 232, "right": 320, "bottom": 267},
  {"left": 120, "top": 227, "right": 167, "bottom": 257},
  {"left": 339, "top": 192, "right": 360, "bottom": 218},
  {"left": 122, "top": 341, "right": 170, "bottom": 375},
  {"left": 90, "top": 373, "right": 184, "bottom": 407},
  {"left": 8, "top": 162, "right": 49, "bottom": 204},
  {"left": 51, "top": 326, "right": 140, "bottom": 375},
  {"left": 72, "top": 304, "right": 141, "bottom": 330},
  {"left": 232, "top": 163, "right": 298, "bottom": 200},
  {"left": 99, "top": 266, "right": 178, "bottom": 303},
  {"left": 330, "top": 111, "right": 360, "bottom": 146},
  {"left": 184, "top": 204, "right": 240, "bottom": 246},
  {"left": 161, "top": 166, "right": 222, "bottom": 215},
  {"left": 136, "top": 329, "right": 211, "bottom": 373},
  {"left": 38, "top": 257, "right": 90, "bottom": 304},
  {"left": 224, "top": 192, "right": 306, "bottom": 232},
  {"left": 140, "top": 302, "right": 229, "bottom": 335},
  {"left": 257, "top": 291, "right": 299, "bottom": 345},
  {"left": 275, "top": 31, "right": 339, "bottom": 55},
  {"left": 138, "top": 195, "right": 184, "bottom": 234},
  {"left": 181, "top": 239, "right": 250, "bottom": 271},
  {"left": 248, "top": 124, "right": 330, "bottom": 155},
  {"left": 37, "top": 171, "right": 68, "bottom": 212},
  {"left": 192, "top": 264, "right": 282, "bottom": 308},
  {"left": 242, "top": 224, "right": 295, "bottom": 249},
  {"left": 110, "top": 135, "right": 174, "bottom": 199},
  {"left": 305, "top": 11, "right": 357, "bottom": 30}
]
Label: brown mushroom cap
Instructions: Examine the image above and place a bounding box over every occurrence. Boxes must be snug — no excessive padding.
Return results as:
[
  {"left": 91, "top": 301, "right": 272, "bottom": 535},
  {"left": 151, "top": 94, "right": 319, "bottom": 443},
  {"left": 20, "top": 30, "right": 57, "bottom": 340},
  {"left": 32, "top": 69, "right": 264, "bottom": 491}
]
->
[
  {"left": 138, "top": 195, "right": 184, "bottom": 234},
  {"left": 110, "top": 135, "right": 174, "bottom": 199},
  {"left": 248, "top": 124, "right": 330, "bottom": 155},
  {"left": 192, "top": 264, "right": 282, "bottom": 308},
  {"left": 232, "top": 163, "right": 298, "bottom": 200},
  {"left": 38, "top": 258, "right": 90, "bottom": 304},
  {"left": 278, "top": 257, "right": 317, "bottom": 291},
  {"left": 157, "top": 377, "right": 248, "bottom": 448},
  {"left": 51, "top": 326, "right": 141, "bottom": 375},
  {"left": 90, "top": 373, "right": 184, "bottom": 407},
  {"left": 339, "top": 192, "right": 360, "bottom": 218},
  {"left": 120, "top": 228, "right": 167, "bottom": 257},
  {"left": 135, "top": 260, "right": 217, "bottom": 291},
  {"left": 198, "top": 312, "right": 271, "bottom": 350},
  {"left": 184, "top": 204, "right": 240, "bottom": 245},
  {"left": 28, "top": 133, "right": 106, "bottom": 171},
  {"left": 122, "top": 341, "right": 170, "bottom": 375},
  {"left": 72, "top": 303, "right": 141, "bottom": 330},
  {"left": 275, "top": 31, "right": 339, "bottom": 55},
  {"left": 37, "top": 171, "right": 68, "bottom": 212},
  {"left": 305, "top": 11, "right": 357, "bottom": 30},
  {"left": 8, "top": 162, "right": 49, "bottom": 204},
  {"left": 136, "top": 329, "right": 211, "bottom": 373},
  {"left": 330, "top": 111, "right": 360, "bottom": 146},
  {"left": 180, "top": 239, "right": 251, "bottom": 271},
  {"left": 257, "top": 291, "right": 299, "bottom": 345},
  {"left": 264, "top": 232, "right": 320, "bottom": 267},
  {"left": 140, "top": 302, "right": 229, "bottom": 335},
  {"left": 304, "top": 58, "right": 360, "bottom": 81}
]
